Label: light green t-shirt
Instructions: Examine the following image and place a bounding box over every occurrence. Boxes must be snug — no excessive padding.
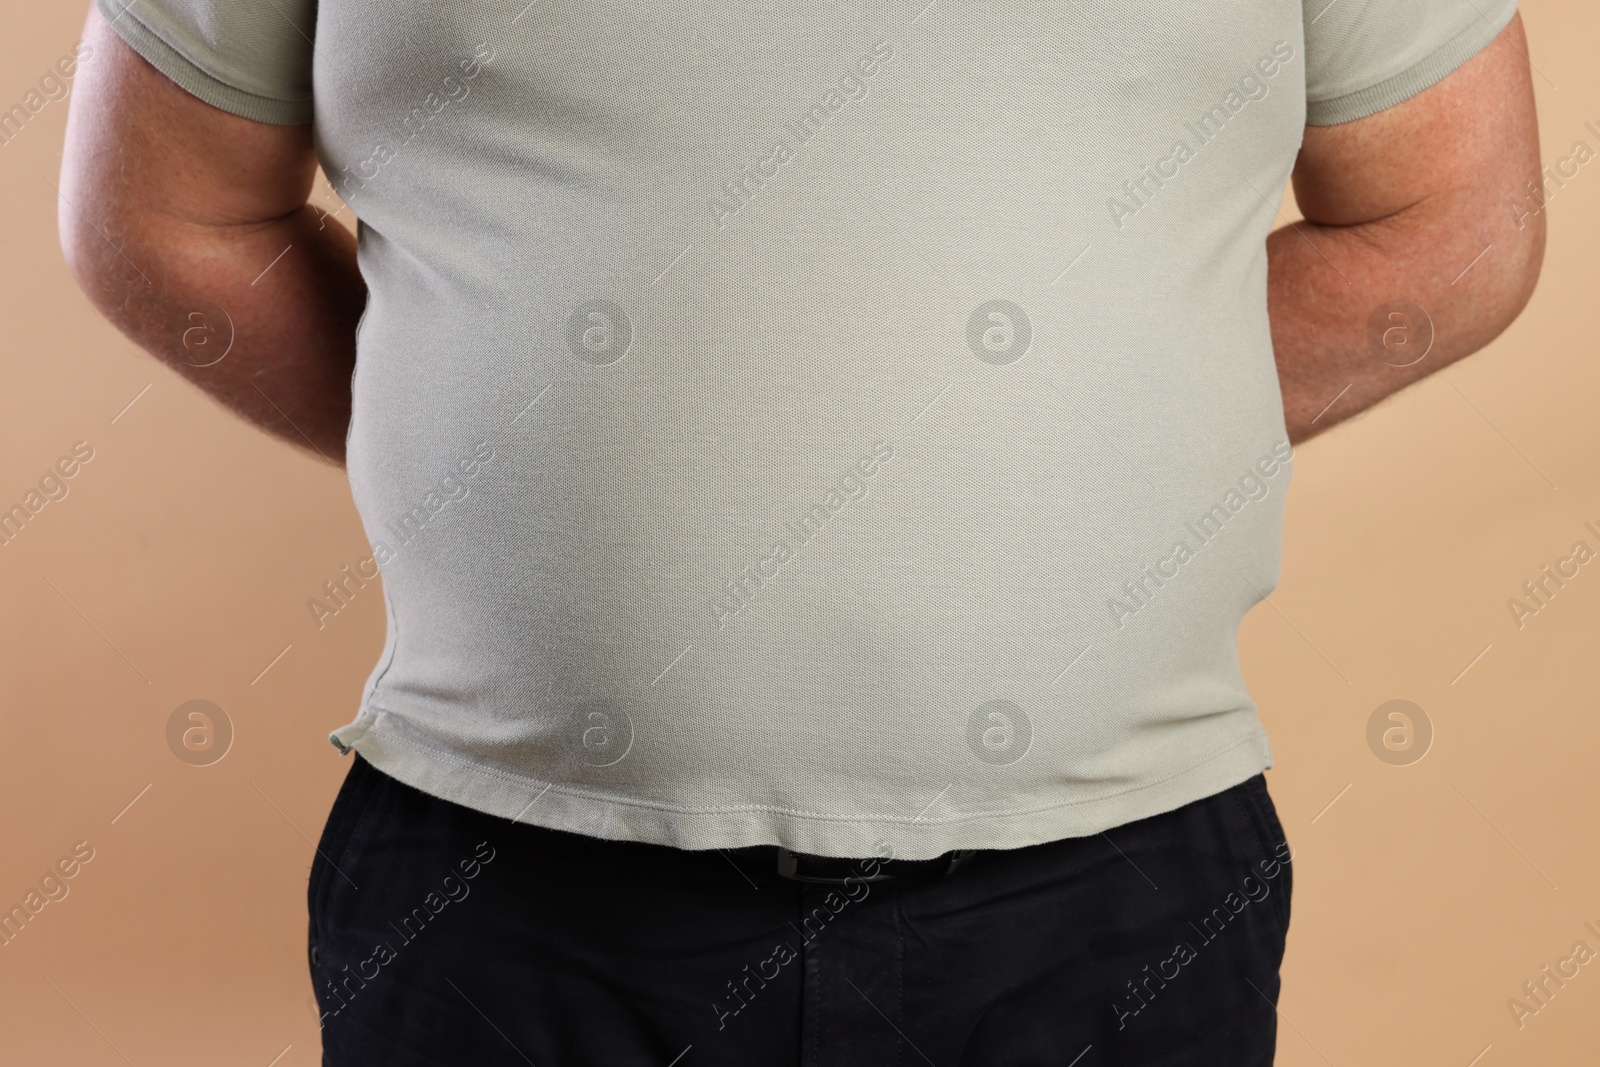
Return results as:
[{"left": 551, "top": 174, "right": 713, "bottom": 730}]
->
[{"left": 100, "top": 0, "right": 1517, "bottom": 858}]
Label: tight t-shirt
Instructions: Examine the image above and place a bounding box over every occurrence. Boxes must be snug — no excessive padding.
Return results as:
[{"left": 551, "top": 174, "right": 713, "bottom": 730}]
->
[{"left": 100, "top": 0, "right": 1516, "bottom": 858}]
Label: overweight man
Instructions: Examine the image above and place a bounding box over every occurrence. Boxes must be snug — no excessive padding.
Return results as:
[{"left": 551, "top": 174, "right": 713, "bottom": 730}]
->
[{"left": 60, "top": 0, "right": 1542, "bottom": 1062}]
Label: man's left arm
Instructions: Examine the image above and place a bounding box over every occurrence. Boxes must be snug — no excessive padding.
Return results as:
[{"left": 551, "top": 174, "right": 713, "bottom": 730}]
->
[{"left": 1269, "top": 12, "right": 1544, "bottom": 445}]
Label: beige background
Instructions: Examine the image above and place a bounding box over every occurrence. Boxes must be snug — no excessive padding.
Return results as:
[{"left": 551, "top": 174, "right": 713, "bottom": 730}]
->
[{"left": 3, "top": 2, "right": 1598, "bottom": 1063}]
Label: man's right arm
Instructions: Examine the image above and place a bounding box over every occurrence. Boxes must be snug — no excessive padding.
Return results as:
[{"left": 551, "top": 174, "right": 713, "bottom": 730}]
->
[{"left": 58, "top": 5, "right": 365, "bottom": 467}]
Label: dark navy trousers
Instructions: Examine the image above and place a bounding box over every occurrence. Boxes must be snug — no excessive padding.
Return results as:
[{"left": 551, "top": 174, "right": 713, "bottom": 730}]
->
[{"left": 309, "top": 754, "right": 1292, "bottom": 1066}]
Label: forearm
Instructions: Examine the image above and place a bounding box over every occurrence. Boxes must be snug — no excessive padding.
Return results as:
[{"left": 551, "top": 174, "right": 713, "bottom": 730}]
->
[
  {"left": 1267, "top": 195, "right": 1543, "bottom": 445},
  {"left": 63, "top": 202, "right": 365, "bottom": 466}
]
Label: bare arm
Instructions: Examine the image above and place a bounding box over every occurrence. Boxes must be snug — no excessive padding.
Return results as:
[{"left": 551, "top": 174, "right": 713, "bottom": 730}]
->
[
  {"left": 1270, "top": 13, "right": 1544, "bottom": 445},
  {"left": 58, "top": 5, "right": 365, "bottom": 467}
]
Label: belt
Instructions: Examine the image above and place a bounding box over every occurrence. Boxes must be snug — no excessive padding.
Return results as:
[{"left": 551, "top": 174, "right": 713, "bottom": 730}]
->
[{"left": 773, "top": 846, "right": 977, "bottom": 884}]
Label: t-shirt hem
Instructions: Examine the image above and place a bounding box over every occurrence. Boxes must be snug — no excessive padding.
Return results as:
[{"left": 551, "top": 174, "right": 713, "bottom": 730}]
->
[
  {"left": 95, "top": 0, "right": 312, "bottom": 125},
  {"left": 327, "top": 707, "right": 1275, "bottom": 861},
  {"left": 1305, "top": 0, "right": 1518, "bottom": 126}
]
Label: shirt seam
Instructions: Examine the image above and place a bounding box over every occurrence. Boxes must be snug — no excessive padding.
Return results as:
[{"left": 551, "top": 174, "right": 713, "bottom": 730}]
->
[
  {"left": 1306, "top": 0, "right": 1518, "bottom": 126},
  {"left": 94, "top": 0, "right": 312, "bottom": 124}
]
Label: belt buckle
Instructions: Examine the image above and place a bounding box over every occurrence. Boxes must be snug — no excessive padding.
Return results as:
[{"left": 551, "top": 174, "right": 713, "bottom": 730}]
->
[
  {"left": 775, "top": 847, "right": 975, "bottom": 883},
  {"left": 775, "top": 847, "right": 896, "bottom": 884}
]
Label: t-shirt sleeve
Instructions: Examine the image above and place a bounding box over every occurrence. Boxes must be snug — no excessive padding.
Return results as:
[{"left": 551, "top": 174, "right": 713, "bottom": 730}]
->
[
  {"left": 1302, "top": 0, "right": 1518, "bottom": 126},
  {"left": 94, "top": 0, "right": 314, "bottom": 125}
]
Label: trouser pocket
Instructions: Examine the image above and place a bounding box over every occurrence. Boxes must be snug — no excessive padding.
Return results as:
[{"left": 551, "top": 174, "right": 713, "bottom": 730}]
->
[
  {"left": 308, "top": 753, "right": 384, "bottom": 963},
  {"left": 1232, "top": 774, "right": 1293, "bottom": 938}
]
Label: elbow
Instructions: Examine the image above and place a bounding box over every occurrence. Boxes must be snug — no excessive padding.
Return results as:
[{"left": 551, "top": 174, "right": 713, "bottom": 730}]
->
[
  {"left": 1513, "top": 210, "right": 1547, "bottom": 320},
  {"left": 1447, "top": 190, "right": 1547, "bottom": 357},
  {"left": 56, "top": 171, "right": 112, "bottom": 306},
  {"left": 1487, "top": 204, "right": 1547, "bottom": 343},
  {"left": 55, "top": 174, "right": 152, "bottom": 321},
  {"left": 58, "top": 224, "right": 101, "bottom": 306}
]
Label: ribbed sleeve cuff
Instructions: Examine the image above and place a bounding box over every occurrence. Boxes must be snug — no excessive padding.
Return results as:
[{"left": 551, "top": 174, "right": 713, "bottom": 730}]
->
[{"left": 1306, "top": 0, "right": 1518, "bottom": 126}]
